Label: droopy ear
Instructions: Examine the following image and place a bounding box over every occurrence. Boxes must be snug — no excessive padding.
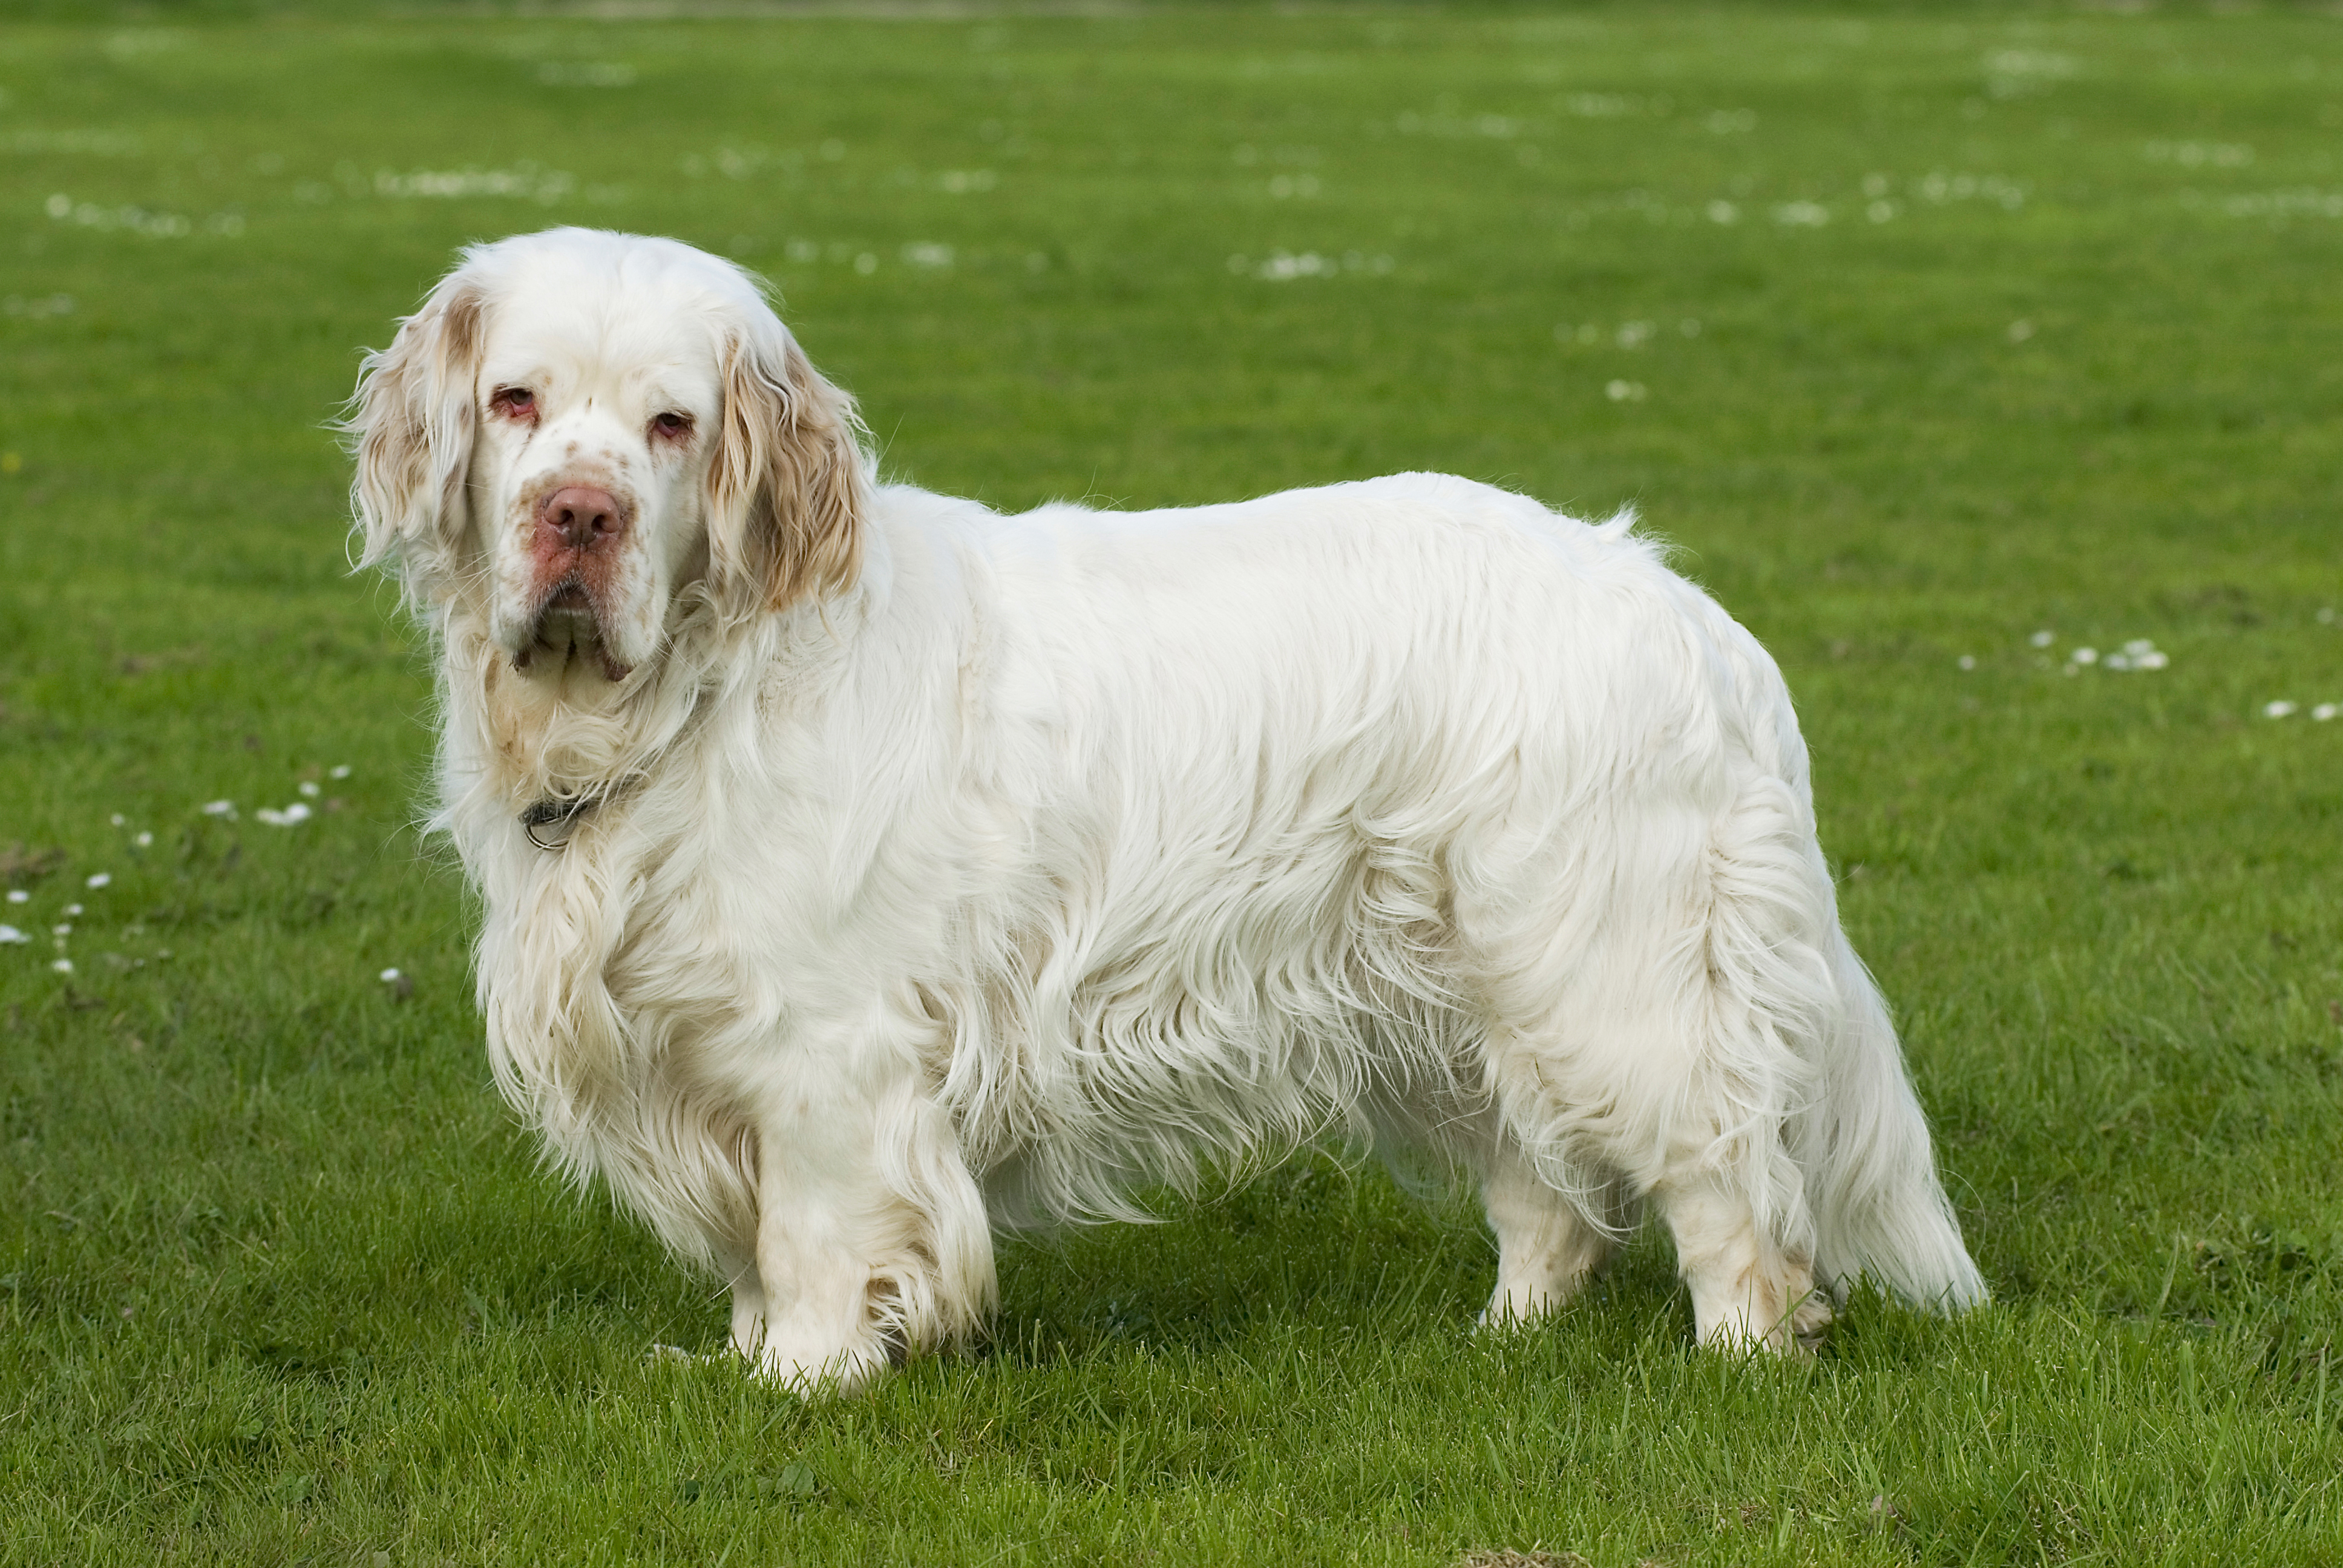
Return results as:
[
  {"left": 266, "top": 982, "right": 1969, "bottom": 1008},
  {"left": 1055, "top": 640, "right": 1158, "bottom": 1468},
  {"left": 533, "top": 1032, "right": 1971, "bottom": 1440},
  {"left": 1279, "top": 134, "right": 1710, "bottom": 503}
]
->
[
  {"left": 704, "top": 318, "right": 872, "bottom": 619},
  {"left": 342, "top": 272, "right": 487, "bottom": 600}
]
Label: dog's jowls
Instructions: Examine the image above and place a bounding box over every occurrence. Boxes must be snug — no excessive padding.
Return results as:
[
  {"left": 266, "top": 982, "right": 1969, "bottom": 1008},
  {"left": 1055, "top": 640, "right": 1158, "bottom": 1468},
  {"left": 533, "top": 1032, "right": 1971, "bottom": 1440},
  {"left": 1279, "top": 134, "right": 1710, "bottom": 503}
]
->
[{"left": 346, "top": 227, "right": 1985, "bottom": 1391}]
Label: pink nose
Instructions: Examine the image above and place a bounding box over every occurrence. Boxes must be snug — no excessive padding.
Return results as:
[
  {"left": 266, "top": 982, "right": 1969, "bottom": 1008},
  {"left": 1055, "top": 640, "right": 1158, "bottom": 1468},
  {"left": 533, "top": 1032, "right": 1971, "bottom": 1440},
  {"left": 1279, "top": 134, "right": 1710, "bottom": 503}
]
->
[{"left": 536, "top": 486, "right": 625, "bottom": 550}]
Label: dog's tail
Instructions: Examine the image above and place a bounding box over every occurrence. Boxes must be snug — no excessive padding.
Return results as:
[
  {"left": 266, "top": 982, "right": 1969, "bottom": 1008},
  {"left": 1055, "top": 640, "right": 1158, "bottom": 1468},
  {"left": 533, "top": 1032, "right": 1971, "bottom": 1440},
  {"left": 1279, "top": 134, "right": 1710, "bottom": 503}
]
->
[{"left": 1803, "top": 931, "right": 1987, "bottom": 1312}]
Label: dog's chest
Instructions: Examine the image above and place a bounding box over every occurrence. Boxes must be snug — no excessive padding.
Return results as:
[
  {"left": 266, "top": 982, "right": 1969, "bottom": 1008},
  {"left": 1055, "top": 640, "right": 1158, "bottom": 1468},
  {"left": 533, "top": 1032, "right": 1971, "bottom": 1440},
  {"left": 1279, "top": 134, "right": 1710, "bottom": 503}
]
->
[{"left": 480, "top": 825, "right": 755, "bottom": 1109}]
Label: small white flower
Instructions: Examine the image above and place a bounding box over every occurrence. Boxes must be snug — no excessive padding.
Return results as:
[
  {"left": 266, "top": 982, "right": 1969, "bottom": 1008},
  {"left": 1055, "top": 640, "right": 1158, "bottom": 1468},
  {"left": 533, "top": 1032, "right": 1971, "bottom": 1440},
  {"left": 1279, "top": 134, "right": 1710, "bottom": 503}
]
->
[
  {"left": 2029, "top": 630, "right": 2056, "bottom": 648},
  {"left": 379, "top": 967, "right": 402, "bottom": 982},
  {"left": 110, "top": 814, "right": 126, "bottom": 826},
  {"left": 0, "top": 925, "right": 27, "bottom": 944},
  {"left": 64, "top": 904, "right": 81, "bottom": 917},
  {"left": 298, "top": 781, "right": 321, "bottom": 799},
  {"left": 2266, "top": 700, "right": 2297, "bottom": 719},
  {"left": 2070, "top": 647, "right": 2099, "bottom": 665},
  {"left": 51, "top": 958, "right": 72, "bottom": 974},
  {"left": 5, "top": 889, "right": 26, "bottom": 904},
  {"left": 255, "top": 803, "right": 313, "bottom": 827},
  {"left": 2314, "top": 704, "right": 2339, "bottom": 722},
  {"left": 201, "top": 800, "right": 236, "bottom": 817},
  {"left": 86, "top": 872, "right": 110, "bottom": 889},
  {"left": 134, "top": 832, "right": 152, "bottom": 848},
  {"left": 1604, "top": 379, "right": 1648, "bottom": 402},
  {"left": 53, "top": 923, "right": 71, "bottom": 936},
  {"left": 1958, "top": 655, "right": 1978, "bottom": 670},
  {"left": 329, "top": 765, "right": 352, "bottom": 780}
]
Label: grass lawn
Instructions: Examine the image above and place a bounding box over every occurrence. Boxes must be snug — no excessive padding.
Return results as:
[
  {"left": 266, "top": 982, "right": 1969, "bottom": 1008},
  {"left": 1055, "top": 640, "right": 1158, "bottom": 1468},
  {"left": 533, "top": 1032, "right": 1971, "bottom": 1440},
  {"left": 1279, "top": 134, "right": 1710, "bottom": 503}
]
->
[{"left": 4, "top": 2, "right": 2342, "bottom": 1561}]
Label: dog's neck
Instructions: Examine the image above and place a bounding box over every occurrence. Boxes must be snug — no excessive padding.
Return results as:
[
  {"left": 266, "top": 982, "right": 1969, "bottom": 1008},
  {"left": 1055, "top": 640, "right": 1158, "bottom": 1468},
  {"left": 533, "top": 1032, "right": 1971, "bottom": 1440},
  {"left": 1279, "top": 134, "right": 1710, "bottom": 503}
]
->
[
  {"left": 417, "top": 518, "right": 885, "bottom": 857},
  {"left": 428, "top": 577, "right": 859, "bottom": 853},
  {"left": 433, "top": 602, "right": 709, "bottom": 837}
]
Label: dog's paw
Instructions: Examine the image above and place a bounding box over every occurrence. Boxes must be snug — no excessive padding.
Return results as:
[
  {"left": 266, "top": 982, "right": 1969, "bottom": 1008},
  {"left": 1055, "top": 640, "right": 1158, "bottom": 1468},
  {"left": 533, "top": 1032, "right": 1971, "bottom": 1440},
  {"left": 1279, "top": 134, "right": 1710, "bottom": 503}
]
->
[
  {"left": 743, "top": 1338, "right": 891, "bottom": 1397},
  {"left": 1790, "top": 1291, "right": 1835, "bottom": 1354}
]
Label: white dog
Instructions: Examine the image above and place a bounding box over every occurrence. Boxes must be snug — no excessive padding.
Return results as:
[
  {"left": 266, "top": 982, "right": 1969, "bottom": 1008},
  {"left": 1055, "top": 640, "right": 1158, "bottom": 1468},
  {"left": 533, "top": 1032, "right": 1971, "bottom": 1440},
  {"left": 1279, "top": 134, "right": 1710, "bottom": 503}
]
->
[{"left": 347, "top": 227, "right": 1984, "bottom": 1390}]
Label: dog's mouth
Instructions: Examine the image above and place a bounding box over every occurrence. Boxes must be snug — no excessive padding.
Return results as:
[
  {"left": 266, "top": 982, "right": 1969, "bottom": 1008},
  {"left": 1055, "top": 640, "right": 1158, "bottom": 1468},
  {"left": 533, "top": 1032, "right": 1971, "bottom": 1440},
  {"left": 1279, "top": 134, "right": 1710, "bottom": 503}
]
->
[{"left": 515, "top": 580, "right": 632, "bottom": 684}]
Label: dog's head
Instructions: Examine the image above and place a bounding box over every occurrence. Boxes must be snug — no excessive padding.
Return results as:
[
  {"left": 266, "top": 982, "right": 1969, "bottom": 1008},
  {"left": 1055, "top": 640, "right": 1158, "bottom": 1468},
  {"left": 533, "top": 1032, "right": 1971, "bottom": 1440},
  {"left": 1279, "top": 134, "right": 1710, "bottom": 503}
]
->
[{"left": 346, "top": 227, "right": 869, "bottom": 684}]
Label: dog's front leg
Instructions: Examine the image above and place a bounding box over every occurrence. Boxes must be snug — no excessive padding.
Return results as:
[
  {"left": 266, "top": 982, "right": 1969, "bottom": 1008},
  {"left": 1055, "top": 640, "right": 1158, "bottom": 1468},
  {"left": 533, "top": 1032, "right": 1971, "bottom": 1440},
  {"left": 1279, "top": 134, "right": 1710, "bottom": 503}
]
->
[
  {"left": 744, "top": 1071, "right": 995, "bottom": 1394},
  {"left": 724, "top": 1265, "right": 767, "bottom": 1359}
]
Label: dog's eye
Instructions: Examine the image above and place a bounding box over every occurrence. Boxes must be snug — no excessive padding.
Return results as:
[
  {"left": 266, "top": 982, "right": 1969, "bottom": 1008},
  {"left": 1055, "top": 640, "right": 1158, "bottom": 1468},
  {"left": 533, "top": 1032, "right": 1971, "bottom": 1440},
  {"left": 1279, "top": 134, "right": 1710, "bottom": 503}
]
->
[
  {"left": 651, "top": 412, "right": 693, "bottom": 440},
  {"left": 492, "top": 387, "right": 537, "bottom": 420}
]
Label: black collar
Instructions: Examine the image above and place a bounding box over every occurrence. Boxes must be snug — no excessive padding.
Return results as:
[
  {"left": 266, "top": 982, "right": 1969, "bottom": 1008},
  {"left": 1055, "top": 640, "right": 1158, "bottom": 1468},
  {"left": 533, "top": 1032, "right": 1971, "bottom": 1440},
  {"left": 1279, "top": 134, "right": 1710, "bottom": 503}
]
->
[{"left": 520, "top": 792, "right": 603, "bottom": 851}]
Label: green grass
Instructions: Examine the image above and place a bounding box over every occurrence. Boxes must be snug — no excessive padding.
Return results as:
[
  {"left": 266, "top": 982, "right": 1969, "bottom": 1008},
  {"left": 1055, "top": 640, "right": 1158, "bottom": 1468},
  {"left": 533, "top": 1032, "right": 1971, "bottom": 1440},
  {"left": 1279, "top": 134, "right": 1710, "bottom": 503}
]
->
[{"left": 4, "top": 4, "right": 2342, "bottom": 1562}]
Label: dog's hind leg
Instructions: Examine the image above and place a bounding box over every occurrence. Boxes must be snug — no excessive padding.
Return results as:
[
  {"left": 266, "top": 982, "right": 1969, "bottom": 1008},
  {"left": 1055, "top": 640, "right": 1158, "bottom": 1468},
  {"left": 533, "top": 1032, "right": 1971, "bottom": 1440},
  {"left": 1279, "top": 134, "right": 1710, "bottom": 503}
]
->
[
  {"left": 1477, "top": 1138, "right": 1615, "bottom": 1327},
  {"left": 1651, "top": 1145, "right": 1828, "bottom": 1351},
  {"left": 1466, "top": 776, "right": 1846, "bottom": 1352},
  {"left": 1482, "top": 1048, "right": 1823, "bottom": 1350},
  {"left": 1643, "top": 774, "right": 1844, "bottom": 1352}
]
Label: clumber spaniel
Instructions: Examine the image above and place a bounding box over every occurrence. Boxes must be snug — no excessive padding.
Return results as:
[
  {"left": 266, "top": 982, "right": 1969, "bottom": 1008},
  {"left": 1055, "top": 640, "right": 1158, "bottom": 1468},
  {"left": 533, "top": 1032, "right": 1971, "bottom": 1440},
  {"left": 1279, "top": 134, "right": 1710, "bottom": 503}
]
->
[{"left": 347, "top": 227, "right": 1983, "bottom": 1390}]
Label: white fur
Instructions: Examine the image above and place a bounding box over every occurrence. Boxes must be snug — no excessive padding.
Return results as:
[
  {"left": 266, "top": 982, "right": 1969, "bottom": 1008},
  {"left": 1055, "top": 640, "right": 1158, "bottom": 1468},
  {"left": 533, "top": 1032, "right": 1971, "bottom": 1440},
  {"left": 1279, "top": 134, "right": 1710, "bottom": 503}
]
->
[{"left": 346, "top": 228, "right": 1985, "bottom": 1391}]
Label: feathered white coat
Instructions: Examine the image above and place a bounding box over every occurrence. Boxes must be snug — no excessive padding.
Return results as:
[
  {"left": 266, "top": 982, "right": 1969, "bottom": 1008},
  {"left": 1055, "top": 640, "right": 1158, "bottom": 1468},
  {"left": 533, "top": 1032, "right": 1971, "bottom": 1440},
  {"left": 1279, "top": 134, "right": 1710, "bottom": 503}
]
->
[{"left": 349, "top": 228, "right": 1983, "bottom": 1390}]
